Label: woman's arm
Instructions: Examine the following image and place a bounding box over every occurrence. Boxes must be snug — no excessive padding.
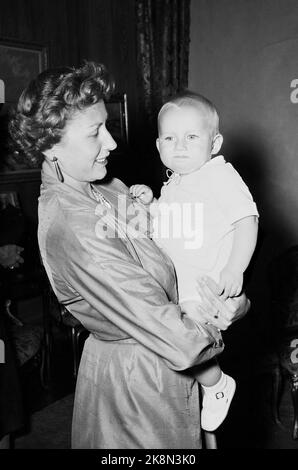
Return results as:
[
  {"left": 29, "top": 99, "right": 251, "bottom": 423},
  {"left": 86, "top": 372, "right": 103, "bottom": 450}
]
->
[
  {"left": 42, "top": 192, "right": 249, "bottom": 373},
  {"left": 64, "top": 253, "right": 225, "bottom": 371},
  {"left": 45, "top": 220, "right": 225, "bottom": 372},
  {"left": 180, "top": 275, "right": 250, "bottom": 331}
]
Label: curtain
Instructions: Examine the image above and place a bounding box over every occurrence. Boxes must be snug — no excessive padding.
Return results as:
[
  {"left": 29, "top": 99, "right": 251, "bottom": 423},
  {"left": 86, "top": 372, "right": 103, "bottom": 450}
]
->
[{"left": 135, "top": 0, "right": 190, "bottom": 191}]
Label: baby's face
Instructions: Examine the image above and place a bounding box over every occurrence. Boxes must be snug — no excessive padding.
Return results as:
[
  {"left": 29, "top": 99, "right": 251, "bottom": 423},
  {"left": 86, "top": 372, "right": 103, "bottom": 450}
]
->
[{"left": 157, "top": 105, "right": 214, "bottom": 175}]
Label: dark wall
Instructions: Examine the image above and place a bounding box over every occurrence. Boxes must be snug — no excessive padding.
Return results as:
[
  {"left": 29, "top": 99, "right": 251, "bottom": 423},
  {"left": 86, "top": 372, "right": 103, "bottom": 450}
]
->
[
  {"left": 189, "top": 1, "right": 298, "bottom": 448},
  {"left": 0, "top": 0, "right": 145, "bottom": 279},
  {"left": 0, "top": 0, "right": 139, "bottom": 183},
  {"left": 0, "top": 0, "right": 80, "bottom": 68},
  {"left": 0, "top": 0, "right": 137, "bottom": 95},
  {"left": 189, "top": 0, "right": 298, "bottom": 319}
]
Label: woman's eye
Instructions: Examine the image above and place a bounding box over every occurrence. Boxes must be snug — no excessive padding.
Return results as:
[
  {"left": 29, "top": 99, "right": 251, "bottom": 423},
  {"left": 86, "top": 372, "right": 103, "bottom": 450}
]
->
[
  {"left": 91, "top": 129, "right": 99, "bottom": 138},
  {"left": 90, "top": 123, "right": 104, "bottom": 138}
]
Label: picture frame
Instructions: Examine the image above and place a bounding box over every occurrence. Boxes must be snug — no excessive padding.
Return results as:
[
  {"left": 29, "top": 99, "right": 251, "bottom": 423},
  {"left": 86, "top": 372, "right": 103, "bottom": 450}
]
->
[
  {"left": 105, "top": 93, "right": 129, "bottom": 149},
  {"left": 0, "top": 190, "right": 20, "bottom": 210},
  {"left": 0, "top": 38, "right": 48, "bottom": 105}
]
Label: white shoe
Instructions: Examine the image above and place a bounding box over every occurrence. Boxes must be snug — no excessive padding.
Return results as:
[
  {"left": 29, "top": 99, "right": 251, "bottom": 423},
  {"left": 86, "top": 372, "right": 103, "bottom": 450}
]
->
[{"left": 201, "top": 375, "right": 236, "bottom": 432}]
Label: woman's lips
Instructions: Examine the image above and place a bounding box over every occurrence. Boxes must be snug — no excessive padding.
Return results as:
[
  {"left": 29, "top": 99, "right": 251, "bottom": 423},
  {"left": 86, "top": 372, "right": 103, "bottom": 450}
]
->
[{"left": 95, "top": 154, "right": 109, "bottom": 164}]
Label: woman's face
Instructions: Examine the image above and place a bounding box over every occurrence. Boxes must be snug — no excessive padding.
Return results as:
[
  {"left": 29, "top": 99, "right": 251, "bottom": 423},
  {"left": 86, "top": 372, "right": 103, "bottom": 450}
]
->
[{"left": 53, "top": 100, "right": 117, "bottom": 182}]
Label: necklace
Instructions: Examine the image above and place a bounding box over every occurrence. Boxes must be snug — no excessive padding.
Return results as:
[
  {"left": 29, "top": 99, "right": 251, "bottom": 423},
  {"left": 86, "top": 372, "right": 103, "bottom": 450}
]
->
[{"left": 90, "top": 184, "right": 112, "bottom": 209}]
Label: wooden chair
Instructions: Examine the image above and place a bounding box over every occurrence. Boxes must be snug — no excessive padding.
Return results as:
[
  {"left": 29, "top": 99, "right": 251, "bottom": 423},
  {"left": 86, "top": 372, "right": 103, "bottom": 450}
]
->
[
  {"left": 3, "top": 267, "right": 52, "bottom": 389},
  {"left": 268, "top": 245, "right": 298, "bottom": 439},
  {"left": 203, "top": 430, "right": 217, "bottom": 449},
  {"left": 0, "top": 189, "right": 52, "bottom": 388},
  {"left": 59, "top": 305, "right": 89, "bottom": 380},
  {"left": 38, "top": 255, "right": 89, "bottom": 381}
]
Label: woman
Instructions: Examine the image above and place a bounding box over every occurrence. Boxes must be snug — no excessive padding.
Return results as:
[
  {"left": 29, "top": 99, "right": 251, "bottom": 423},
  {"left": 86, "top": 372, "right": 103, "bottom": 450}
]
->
[{"left": 9, "top": 62, "right": 249, "bottom": 449}]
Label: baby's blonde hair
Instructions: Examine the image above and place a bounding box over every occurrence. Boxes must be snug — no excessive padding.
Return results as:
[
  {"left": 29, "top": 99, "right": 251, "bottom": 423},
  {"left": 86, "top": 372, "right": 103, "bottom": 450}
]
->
[{"left": 158, "top": 91, "right": 219, "bottom": 137}]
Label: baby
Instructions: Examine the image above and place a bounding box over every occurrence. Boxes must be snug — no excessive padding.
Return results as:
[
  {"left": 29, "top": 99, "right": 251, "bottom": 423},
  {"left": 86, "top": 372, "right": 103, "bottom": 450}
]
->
[{"left": 130, "top": 92, "right": 259, "bottom": 431}]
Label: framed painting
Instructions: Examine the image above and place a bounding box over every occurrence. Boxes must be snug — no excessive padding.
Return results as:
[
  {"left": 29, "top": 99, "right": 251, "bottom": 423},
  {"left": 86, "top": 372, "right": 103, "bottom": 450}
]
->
[
  {"left": 0, "top": 38, "right": 48, "bottom": 105},
  {"left": 0, "top": 39, "right": 48, "bottom": 173},
  {"left": 105, "top": 93, "right": 129, "bottom": 150},
  {"left": 0, "top": 190, "right": 20, "bottom": 210}
]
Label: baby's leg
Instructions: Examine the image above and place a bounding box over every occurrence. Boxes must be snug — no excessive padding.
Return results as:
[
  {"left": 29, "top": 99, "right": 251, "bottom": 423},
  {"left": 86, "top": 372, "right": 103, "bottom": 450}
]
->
[
  {"left": 195, "top": 358, "right": 222, "bottom": 386},
  {"left": 197, "top": 361, "right": 236, "bottom": 432}
]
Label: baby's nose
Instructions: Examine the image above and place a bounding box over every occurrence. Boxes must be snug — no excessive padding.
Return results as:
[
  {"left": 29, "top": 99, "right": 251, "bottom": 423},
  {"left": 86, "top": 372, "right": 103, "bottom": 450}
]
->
[{"left": 175, "top": 137, "right": 187, "bottom": 150}]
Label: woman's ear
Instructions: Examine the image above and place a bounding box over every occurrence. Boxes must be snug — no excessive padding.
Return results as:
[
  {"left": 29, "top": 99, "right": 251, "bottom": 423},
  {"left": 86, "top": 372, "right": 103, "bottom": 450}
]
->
[
  {"left": 211, "top": 133, "right": 223, "bottom": 155},
  {"left": 43, "top": 148, "right": 52, "bottom": 159},
  {"left": 156, "top": 138, "right": 160, "bottom": 152}
]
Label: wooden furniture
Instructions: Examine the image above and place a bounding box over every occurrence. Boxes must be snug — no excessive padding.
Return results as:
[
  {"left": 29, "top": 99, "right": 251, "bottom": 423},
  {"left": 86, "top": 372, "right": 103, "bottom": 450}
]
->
[
  {"left": 203, "top": 431, "right": 217, "bottom": 449},
  {"left": 0, "top": 169, "right": 41, "bottom": 223},
  {"left": 59, "top": 305, "right": 89, "bottom": 380},
  {"left": 268, "top": 245, "right": 298, "bottom": 440},
  {"left": 4, "top": 292, "right": 50, "bottom": 389},
  {"left": 106, "top": 92, "right": 129, "bottom": 150},
  {"left": 0, "top": 169, "right": 51, "bottom": 388}
]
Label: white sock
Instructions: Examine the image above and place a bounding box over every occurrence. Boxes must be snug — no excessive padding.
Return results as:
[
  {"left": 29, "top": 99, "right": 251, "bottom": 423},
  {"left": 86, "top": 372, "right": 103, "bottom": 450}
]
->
[{"left": 201, "top": 371, "right": 227, "bottom": 395}]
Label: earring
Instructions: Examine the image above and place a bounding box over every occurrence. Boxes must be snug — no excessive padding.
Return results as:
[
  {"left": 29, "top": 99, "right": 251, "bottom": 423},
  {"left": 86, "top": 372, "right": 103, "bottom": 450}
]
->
[{"left": 51, "top": 157, "right": 64, "bottom": 183}]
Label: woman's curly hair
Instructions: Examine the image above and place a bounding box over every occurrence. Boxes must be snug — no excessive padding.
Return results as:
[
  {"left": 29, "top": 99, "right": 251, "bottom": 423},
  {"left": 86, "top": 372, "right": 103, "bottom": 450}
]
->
[{"left": 8, "top": 61, "right": 114, "bottom": 167}]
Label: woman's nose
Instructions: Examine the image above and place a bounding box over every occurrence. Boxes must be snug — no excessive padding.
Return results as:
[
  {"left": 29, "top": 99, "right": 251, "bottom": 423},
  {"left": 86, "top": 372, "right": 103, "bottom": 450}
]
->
[{"left": 105, "top": 130, "right": 117, "bottom": 151}]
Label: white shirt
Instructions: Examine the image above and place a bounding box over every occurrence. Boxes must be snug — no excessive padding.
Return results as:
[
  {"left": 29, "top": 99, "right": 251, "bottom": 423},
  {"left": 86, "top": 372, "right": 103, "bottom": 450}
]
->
[{"left": 153, "top": 155, "right": 259, "bottom": 301}]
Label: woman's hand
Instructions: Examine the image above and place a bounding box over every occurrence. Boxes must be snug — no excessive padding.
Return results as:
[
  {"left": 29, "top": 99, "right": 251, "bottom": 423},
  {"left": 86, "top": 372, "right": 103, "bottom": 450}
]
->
[
  {"left": 195, "top": 276, "right": 250, "bottom": 331},
  {"left": 180, "top": 299, "right": 207, "bottom": 324},
  {"left": 0, "top": 245, "right": 24, "bottom": 270}
]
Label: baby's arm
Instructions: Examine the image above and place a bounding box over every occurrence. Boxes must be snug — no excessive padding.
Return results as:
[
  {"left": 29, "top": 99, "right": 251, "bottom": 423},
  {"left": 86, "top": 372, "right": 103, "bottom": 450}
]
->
[
  {"left": 129, "top": 184, "right": 154, "bottom": 205},
  {"left": 219, "top": 215, "right": 259, "bottom": 299}
]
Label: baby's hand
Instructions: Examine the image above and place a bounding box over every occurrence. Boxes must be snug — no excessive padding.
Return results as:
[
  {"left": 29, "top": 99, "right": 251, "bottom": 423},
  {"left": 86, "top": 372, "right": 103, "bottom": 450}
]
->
[
  {"left": 219, "top": 268, "right": 243, "bottom": 300},
  {"left": 129, "top": 184, "right": 154, "bottom": 205}
]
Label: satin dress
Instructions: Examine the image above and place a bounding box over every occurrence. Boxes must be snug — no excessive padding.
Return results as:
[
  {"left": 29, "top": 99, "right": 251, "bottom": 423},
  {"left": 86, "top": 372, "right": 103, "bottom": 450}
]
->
[{"left": 38, "top": 172, "right": 224, "bottom": 449}]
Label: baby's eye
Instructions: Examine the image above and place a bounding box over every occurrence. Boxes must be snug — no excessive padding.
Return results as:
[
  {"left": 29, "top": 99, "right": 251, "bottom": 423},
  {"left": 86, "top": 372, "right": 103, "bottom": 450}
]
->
[
  {"left": 187, "top": 134, "right": 199, "bottom": 140},
  {"left": 164, "top": 136, "right": 174, "bottom": 141}
]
